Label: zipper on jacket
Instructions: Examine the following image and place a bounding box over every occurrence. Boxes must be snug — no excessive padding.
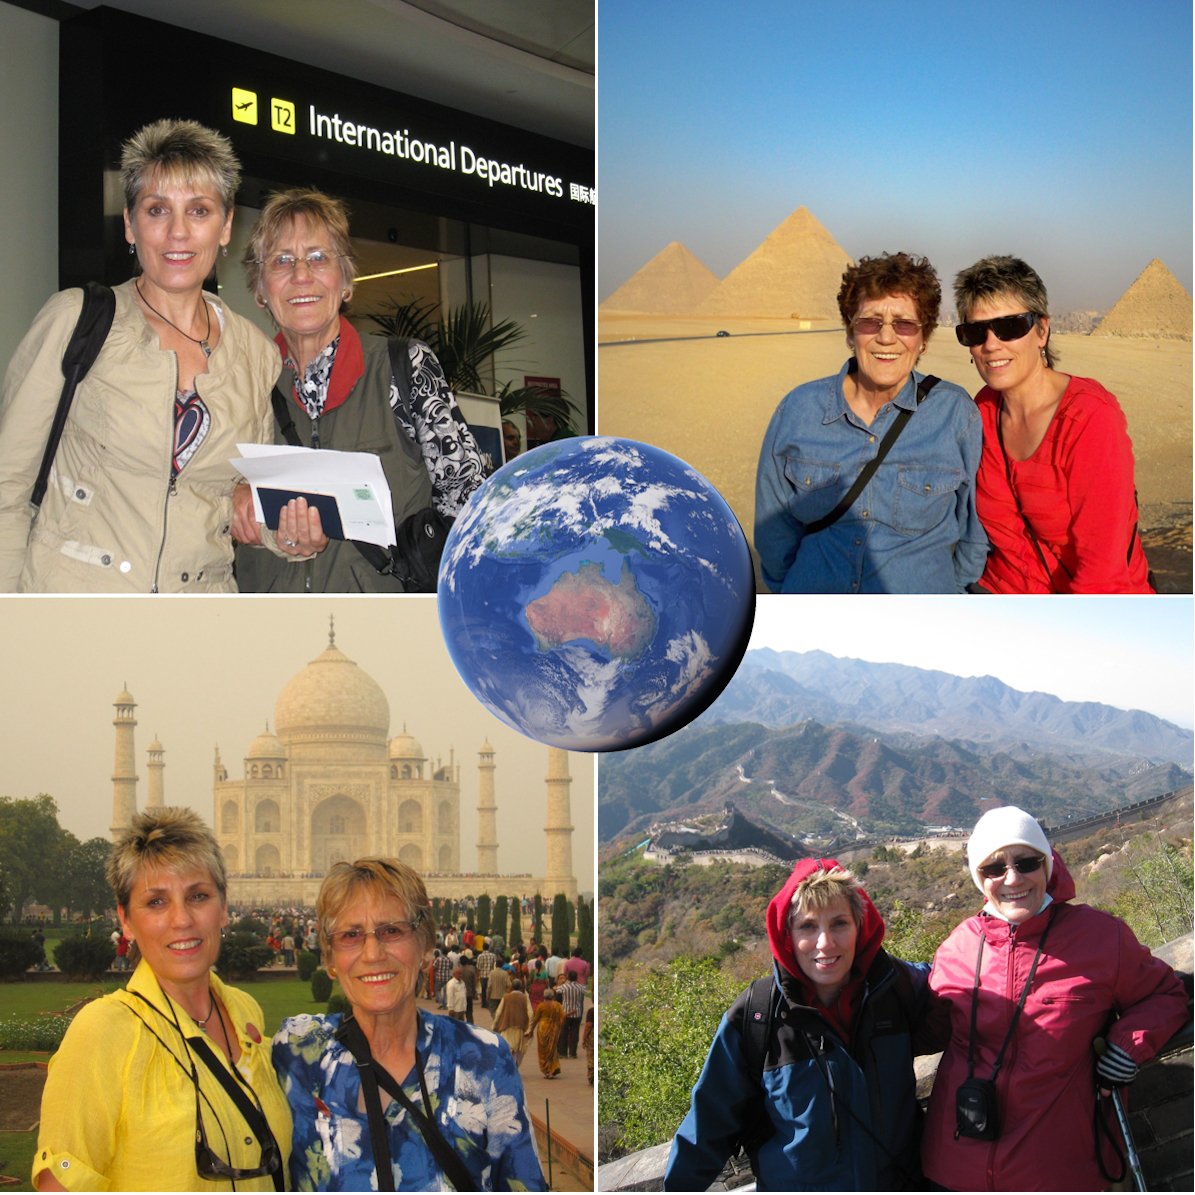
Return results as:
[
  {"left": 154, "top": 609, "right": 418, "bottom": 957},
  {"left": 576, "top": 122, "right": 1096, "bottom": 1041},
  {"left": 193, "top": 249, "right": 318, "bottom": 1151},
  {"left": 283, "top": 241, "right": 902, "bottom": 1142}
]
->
[{"left": 151, "top": 474, "right": 177, "bottom": 593}]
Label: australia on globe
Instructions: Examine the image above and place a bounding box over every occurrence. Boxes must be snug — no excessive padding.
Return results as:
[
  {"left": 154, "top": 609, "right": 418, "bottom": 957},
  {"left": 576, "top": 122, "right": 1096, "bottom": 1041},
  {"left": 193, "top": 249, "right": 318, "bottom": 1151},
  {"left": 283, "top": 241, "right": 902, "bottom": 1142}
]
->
[{"left": 437, "top": 436, "right": 756, "bottom": 751}]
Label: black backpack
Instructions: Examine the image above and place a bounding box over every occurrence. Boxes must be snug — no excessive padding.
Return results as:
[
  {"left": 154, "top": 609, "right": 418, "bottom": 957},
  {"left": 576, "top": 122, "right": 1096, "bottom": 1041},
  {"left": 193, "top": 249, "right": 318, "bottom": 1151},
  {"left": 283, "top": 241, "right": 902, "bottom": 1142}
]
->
[{"left": 32, "top": 282, "right": 116, "bottom": 507}]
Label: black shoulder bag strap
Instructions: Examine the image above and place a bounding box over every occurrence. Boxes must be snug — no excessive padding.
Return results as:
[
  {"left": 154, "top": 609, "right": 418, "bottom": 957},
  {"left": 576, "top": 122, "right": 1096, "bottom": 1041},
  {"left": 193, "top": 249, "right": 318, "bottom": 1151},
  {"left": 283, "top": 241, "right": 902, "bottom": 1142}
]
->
[
  {"left": 123, "top": 991, "right": 284, "bottom": 1191},
  {"left": 386, "top": 335, "right": 416, "bottom": 427},
  {"left": 189, "top": 1036, "right": 286, "bottom": 1191},
  {"left": 335, "top": 1015, "right": 477, "bottom": 1192},
  {"left": 32, "top": 282, "right": 116, "bottom": 508},
  {"left": 741, "top": 975, "right": 776, "bottom": 1085},
  {"left": 965, "top": 907, "right": 1057, "bottom": 1086},
  {"left": 804, "top": 374, "right": 939, "bottom": 535}
]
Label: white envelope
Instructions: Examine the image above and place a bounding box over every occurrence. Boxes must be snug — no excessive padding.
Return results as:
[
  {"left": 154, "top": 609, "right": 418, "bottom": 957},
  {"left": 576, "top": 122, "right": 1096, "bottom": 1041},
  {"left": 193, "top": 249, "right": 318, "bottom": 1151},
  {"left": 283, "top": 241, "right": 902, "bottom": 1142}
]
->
[{"left": 231, "top": 444, "right": 397, "bottom": 548}]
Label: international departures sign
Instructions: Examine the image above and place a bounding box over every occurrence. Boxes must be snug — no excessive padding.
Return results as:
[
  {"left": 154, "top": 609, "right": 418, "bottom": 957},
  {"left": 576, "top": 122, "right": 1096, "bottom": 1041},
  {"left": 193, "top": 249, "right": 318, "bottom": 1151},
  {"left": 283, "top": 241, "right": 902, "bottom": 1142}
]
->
[{"left": 228, "top": 85, "right": 595, "bottom": 212}]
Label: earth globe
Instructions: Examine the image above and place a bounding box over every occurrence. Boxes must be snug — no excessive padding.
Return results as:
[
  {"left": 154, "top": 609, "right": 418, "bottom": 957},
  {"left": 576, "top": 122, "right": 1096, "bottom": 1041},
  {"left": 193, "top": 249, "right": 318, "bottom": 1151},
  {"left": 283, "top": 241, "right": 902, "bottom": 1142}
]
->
[{"left": 437, "top": 436, "right": 755, "bottom": 751}]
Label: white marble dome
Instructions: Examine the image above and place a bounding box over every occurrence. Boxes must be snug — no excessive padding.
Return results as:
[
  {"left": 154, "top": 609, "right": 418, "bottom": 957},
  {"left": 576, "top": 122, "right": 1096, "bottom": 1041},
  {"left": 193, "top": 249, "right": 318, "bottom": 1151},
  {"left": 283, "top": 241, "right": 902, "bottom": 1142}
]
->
[{"left": 274, "top": 635, "right": 389, "bottom": 742}]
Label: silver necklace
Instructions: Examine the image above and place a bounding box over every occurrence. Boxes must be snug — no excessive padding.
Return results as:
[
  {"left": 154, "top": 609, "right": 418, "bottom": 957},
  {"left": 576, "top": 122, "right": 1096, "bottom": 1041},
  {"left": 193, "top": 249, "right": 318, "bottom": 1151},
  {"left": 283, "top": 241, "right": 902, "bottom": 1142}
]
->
[{"left": 136, "top": 280, "right": 212, "bottom": 357}]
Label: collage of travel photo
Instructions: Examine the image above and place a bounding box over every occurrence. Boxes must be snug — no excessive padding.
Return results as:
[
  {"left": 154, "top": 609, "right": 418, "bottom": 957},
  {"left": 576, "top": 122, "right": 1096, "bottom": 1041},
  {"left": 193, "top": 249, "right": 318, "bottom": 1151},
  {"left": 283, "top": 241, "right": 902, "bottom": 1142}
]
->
[{"left": 0, "top": 2, "right": 1191, "bottom": 1193}]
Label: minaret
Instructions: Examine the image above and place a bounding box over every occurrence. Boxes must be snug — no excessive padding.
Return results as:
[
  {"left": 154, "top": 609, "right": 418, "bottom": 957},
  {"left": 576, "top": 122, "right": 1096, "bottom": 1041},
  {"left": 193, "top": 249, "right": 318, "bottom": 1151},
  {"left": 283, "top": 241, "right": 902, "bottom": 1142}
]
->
[
  {"left": 543, "top": 748, "right": 577, "bottom": 899},
  {"left": 110, "top": 685, "right": 138, "bottom": 840},
  {"left": 476, "top": 740, "right": 498, "bottom": 874},
  {"left": 146, "top": 736, "right": 165, "bottom": 808}
]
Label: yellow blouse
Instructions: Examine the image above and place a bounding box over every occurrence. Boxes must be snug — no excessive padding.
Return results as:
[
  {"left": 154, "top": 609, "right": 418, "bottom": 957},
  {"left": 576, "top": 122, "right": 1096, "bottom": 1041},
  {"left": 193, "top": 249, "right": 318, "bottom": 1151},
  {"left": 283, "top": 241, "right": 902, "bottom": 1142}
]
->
[{"left": 33, "top": 961, "right": 291, "bottom": 1191}]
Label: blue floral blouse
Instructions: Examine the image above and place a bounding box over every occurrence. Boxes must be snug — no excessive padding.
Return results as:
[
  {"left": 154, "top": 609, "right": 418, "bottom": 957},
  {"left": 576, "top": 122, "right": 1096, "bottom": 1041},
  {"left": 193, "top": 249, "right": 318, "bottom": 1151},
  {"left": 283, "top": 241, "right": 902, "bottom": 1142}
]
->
[{"left": 273, "top": 1010, "right": 546, "bottom": 1191}]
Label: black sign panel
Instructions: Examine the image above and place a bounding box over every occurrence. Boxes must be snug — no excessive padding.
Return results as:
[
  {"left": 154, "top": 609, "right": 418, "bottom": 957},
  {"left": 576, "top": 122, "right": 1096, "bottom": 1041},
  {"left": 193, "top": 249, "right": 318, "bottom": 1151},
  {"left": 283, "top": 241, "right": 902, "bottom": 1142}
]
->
[{"left": 59, "top": 6, "right": 594, "bottom": 288}]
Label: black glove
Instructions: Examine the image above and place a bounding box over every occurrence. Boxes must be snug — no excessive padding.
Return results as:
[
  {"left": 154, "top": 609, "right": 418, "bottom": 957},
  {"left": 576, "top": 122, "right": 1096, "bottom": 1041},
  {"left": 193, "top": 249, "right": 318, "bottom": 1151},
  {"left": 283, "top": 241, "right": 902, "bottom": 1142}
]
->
[{"left": 1096, "top": 1041, "right": 1138, "bottom": 1087}]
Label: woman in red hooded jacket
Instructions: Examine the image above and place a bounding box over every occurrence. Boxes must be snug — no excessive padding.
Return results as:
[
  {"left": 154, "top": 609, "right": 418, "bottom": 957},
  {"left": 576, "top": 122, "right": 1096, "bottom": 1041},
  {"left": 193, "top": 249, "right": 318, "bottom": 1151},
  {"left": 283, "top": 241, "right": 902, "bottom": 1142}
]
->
[
  {"left": 922, "top": 806, "right": 1188, "bottom": 1191},
  {"left": 665, "top": 857, "right": 934, "bottom": 1191}
]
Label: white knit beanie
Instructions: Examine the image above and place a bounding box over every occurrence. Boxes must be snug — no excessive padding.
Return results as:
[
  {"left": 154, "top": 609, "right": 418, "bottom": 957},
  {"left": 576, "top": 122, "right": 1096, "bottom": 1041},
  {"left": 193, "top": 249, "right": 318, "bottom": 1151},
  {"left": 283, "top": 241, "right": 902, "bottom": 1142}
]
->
[{"left": 966, "top": 806, "right": 1053, "bottom": 893}]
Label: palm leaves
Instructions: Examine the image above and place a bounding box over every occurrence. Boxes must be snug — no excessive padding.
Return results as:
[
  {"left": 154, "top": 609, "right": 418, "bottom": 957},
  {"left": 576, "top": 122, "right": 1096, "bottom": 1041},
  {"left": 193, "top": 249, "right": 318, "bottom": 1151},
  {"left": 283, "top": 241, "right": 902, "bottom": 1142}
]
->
[{"left": 365, "top": 299, "right": 576, "bottom": 437}]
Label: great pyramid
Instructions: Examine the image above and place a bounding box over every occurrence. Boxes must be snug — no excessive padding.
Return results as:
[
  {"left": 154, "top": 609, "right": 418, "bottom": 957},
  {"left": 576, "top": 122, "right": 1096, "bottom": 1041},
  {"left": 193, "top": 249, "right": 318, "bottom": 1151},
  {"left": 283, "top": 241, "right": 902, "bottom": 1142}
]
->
[
  {"left": 1093, "top": 258, "right": 1192, "bottom": 339},
  {"left": 600, "top": 241, "right": 720, "bottom": 313},
  {"left": 694, "top": 206, "right": 852, "bottom": 319}
]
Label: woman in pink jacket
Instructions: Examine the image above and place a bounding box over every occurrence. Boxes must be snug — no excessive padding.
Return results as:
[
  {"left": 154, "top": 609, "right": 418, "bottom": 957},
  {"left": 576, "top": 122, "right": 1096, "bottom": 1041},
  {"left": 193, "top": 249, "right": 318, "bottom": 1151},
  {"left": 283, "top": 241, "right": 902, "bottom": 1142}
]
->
[{"left": 922, "top": 806, "right": 1187, "bottom": 1191}]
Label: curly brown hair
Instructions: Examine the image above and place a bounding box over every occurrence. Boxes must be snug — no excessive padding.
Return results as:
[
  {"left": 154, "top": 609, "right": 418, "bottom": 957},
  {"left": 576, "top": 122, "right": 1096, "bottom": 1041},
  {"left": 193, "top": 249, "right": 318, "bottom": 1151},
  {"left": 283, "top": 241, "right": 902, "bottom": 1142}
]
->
[{"left": 837, "top": 252, "right": 941, "bottom": 339}]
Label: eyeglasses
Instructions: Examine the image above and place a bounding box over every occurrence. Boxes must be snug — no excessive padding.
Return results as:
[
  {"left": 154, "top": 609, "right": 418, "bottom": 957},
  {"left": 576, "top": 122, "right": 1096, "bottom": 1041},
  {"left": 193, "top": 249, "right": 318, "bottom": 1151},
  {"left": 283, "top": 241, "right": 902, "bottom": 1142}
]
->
[
  {"left": 257, "top": 249, "right": 345, "bottom": 276},
  {"left": 329, "top": 917, "right": 424, "bottom": 953},
  {"left": 851, "top": 316, "right": 923, "bottom": 338},
  {"left": 978, "top": 855, "right": 1045, "bottom": 880},
  {"left": 955, "top": 311, "right": 1038, "bottom": 347},
  {"left": 192, "top": 1072, "right": 281, "bottom": 1181}
]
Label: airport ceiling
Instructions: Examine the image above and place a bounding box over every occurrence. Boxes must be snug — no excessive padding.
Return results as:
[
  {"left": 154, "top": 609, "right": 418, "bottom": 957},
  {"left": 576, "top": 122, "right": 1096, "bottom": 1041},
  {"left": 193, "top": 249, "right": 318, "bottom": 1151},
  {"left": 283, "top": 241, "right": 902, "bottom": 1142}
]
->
[{"left": 63, "top": 0, "right": 595, "bottom": 148}]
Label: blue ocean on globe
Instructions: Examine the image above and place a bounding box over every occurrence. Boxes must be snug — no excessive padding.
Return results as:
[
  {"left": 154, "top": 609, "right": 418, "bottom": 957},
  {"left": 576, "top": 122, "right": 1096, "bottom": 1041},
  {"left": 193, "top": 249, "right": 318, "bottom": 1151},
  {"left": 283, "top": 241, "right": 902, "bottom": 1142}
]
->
[{"left": 437, "top": 436, "right": 755, "bottom": 751}]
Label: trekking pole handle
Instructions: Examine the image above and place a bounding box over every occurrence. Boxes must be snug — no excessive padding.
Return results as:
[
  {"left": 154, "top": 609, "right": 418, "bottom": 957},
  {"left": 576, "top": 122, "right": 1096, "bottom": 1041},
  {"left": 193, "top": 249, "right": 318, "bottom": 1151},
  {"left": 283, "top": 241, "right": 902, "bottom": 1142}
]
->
[{"left": 1093, "top": 1038, "right": 1148, "bottom": 1192}]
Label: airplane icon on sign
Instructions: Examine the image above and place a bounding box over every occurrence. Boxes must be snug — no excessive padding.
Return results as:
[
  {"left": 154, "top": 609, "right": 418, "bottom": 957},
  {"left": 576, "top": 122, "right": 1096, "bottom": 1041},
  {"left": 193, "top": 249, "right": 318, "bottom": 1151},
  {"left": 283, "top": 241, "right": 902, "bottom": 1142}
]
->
[{"left": 231, "top": 87, "right": 258, "bottom": 125}]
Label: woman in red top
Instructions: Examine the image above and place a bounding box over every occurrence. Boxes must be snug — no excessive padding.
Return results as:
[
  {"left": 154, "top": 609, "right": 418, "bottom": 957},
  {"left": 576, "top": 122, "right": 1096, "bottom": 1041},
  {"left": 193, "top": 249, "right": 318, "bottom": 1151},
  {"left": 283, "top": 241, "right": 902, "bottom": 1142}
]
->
[{"left": 954, "top": 255, "right": 1153, "bottom": 592}]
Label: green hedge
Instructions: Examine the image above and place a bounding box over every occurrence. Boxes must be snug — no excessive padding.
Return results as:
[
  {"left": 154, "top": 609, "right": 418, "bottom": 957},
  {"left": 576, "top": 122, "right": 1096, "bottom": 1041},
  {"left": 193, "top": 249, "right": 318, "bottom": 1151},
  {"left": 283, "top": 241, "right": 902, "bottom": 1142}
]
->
[
  {"left": 311, "top": 968, "right": 333, "bottom": 1003},
  {"left": 53, "top": 935, "right": 115, "bottom": 980},
  {"left": 0, "top": 933, "right": 43, "bottom": 980}
]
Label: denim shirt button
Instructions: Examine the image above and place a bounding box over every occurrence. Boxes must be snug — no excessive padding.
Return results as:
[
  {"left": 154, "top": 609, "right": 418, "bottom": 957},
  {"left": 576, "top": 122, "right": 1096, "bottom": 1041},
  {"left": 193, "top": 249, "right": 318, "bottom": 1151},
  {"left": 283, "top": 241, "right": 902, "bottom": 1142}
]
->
[{"left": 861, "top": 510, "right": 869, "bottom": 519}]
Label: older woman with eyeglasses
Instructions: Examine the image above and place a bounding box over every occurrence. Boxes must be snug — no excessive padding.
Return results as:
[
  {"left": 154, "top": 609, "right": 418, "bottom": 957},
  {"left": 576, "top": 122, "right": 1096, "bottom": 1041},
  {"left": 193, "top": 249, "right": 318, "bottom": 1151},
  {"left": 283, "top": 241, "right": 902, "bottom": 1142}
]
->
[
  {"left": 33, "top": 807, "right": 290, "bottom": 1191},
  {"left": 921, "top": 807, "right": 1187, "bottom": 1192},
  {"left": 273, "top": 859, "right": 545, "bottom": 1191},
  {"left": 955, "top": 255, "right": 1154, "bottom": 592},
  {"left": 232, "top": 188, "right": 485, "bottom": 592},
  {"left": 755, "top": 251, "right": 987, "bottom": 593}
]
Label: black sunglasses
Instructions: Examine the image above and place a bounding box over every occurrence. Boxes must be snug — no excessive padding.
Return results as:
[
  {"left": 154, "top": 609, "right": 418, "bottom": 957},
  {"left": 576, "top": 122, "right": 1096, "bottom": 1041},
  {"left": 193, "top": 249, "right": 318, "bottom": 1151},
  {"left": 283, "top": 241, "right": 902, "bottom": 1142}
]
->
[
  {"left": 955, "top": 311, "right": 1038, "bottom": 347},
  {"left": 193, "top": 1074, "right": 281, "bottom": 1182},
  {"left": 978, "top": 855, "right": 1045, "bottom": 880}
]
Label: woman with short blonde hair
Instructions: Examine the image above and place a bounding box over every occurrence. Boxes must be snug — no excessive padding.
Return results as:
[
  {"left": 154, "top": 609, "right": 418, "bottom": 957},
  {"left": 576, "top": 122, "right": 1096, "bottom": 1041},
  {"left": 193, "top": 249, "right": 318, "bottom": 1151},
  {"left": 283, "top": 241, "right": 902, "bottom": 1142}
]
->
[
  {"left": 33, "top": 807, "right": 290, "bottom": 1191},
  {"left": 273, "top": 857, "right": 545, "bottom": 1190}
]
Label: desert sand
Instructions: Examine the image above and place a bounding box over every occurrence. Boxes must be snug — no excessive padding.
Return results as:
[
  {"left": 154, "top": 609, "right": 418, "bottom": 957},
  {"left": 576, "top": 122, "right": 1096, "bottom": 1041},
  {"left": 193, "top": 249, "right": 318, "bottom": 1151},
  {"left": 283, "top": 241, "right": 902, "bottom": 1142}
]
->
[{"left": 597, "top": 314, "right": 1192, "bottom": 592}]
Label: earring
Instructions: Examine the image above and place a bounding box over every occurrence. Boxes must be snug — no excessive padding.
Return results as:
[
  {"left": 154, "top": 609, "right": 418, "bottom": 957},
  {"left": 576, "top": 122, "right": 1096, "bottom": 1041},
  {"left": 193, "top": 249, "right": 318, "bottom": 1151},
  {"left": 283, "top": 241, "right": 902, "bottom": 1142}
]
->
[
  {"left": 221, "top": 246, "right": 229, "bottom": 258},
  {"left": 1041, "top": 348, "right": 1048, "bottom": 363},
  {"left": 128, "top": 243, "right": 135, "bottom": 256}
]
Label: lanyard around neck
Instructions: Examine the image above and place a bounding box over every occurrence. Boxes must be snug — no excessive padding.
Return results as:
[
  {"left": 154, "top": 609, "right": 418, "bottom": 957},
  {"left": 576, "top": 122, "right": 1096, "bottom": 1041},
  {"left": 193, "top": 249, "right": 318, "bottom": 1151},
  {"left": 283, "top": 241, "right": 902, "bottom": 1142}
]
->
[{"left": 966, "top": 906, "right": 1056, "bottom": 1082}]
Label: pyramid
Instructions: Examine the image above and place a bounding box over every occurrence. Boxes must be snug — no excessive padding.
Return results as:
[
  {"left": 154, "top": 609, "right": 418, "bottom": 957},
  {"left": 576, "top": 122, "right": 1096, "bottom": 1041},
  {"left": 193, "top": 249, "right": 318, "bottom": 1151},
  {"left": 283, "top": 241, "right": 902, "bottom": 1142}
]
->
[
  {"left": 1093, "top": 258, "right": 1192, "bottom": 339},
  {"left": 694, "top": 206, "right": 852, "bottom": 319},
  {"left": 600, "top": 242, "right": 720, "bottom": 313}
]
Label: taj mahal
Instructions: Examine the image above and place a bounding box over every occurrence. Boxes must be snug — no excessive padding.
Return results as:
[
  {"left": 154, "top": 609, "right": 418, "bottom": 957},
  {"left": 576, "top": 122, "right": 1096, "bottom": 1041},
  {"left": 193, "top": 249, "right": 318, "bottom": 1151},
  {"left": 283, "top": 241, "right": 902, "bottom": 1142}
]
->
[{"left": 108, "top": 620, "right": 578, "bottom": 907}]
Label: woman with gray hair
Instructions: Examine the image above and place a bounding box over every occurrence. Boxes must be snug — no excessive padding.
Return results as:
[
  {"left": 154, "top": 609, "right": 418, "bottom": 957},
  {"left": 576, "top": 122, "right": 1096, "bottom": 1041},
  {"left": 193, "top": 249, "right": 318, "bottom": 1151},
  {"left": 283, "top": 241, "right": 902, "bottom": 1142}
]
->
[
  {"left": 921, "top": 806, "right": 1187, "bottom": 1190},
  {"left": 232, "top": 187, "right": 485, "bottom": 592},
  {"left": 273, "top": 858, "right": 545, "bottom": 1190},
  {"left": 32, "top": 806, "right": 290, "bottom": 1191},
  {"left": 0, "top": 118, "right": 321, "bottom": 592},
  {"left": 954, "top": 255, "right": 1153, "bottom": 592}
]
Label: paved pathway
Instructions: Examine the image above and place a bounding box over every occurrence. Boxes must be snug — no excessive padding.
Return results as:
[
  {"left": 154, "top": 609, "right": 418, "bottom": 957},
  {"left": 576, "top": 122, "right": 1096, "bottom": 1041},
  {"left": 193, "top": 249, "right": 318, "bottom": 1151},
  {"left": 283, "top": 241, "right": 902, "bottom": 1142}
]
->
[{"left": 419, "top": 995, "right": 594, "bottom": 1190}]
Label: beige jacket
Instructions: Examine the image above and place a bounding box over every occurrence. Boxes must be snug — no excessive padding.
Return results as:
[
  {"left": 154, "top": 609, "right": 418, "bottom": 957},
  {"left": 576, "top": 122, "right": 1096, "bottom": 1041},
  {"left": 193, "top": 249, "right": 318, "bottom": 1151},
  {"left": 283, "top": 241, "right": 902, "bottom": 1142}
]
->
[{"left": 0, "top": 279, "right": 282, "bottom": 592}]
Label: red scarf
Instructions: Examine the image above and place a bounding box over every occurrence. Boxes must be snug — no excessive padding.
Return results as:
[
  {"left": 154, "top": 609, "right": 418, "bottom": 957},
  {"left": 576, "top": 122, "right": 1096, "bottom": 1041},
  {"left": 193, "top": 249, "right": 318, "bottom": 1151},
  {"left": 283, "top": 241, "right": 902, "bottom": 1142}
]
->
[{"left": 275, "top": 320, "right": 365, "bottom": 416}]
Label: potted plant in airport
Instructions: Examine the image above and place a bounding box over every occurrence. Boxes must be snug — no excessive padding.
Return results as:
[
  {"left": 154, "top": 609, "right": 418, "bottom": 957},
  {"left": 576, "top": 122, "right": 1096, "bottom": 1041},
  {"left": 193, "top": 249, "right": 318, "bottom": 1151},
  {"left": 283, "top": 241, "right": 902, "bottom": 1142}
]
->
[{"left": 364, "top": 299, "right": 578, "bottom": 443}]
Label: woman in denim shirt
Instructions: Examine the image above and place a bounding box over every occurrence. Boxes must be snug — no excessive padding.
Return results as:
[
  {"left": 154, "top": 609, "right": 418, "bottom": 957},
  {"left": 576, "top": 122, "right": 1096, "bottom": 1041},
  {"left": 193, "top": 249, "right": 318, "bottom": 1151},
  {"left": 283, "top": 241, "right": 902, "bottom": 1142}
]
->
[{"left": 755, "top": 252, "right": 987, "bottom": 592}]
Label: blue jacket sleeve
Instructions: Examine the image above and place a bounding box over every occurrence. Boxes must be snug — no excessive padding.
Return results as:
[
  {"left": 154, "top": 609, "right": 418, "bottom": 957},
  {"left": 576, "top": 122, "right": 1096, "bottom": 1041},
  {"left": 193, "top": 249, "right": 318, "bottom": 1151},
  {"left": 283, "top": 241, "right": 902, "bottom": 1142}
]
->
[
  {"left": 754, "top": 395, "right": 802, "bottom": 592},
  {"left": 663, "top": 1011, "right": 758, "bottom": 1191}
]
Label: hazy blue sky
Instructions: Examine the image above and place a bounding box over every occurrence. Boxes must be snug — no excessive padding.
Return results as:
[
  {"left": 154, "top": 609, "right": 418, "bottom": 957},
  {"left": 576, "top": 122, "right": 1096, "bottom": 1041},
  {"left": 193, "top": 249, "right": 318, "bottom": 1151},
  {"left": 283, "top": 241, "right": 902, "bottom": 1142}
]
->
[
  {"left": 598, "top": 0, "right": 1192, "bottom": 312},
  {"left": 750, "top": 595, "right": 1194, "bottom": 729},
  {"left": 0, "top": 598, "right": 593, "bottom": 890}
]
